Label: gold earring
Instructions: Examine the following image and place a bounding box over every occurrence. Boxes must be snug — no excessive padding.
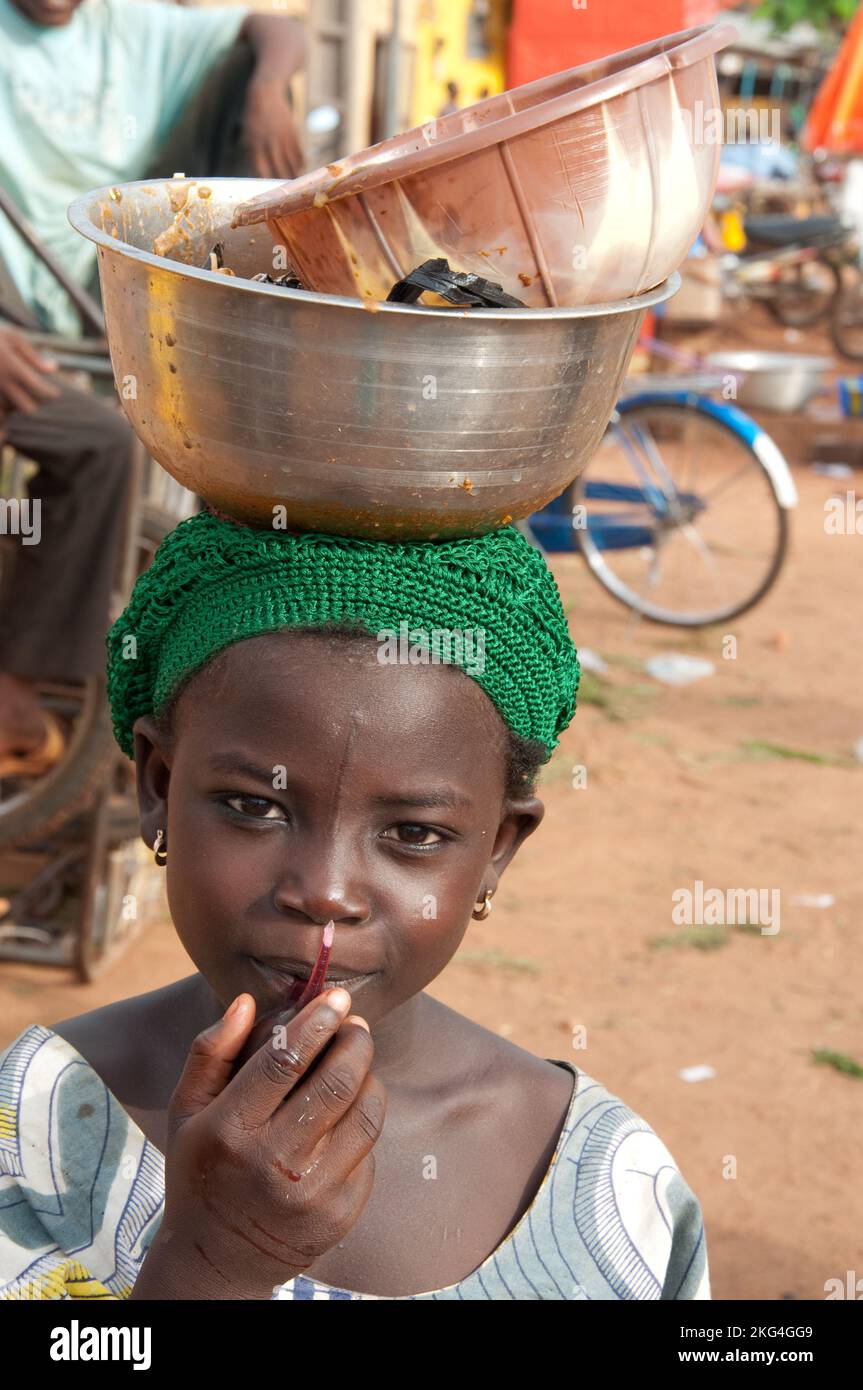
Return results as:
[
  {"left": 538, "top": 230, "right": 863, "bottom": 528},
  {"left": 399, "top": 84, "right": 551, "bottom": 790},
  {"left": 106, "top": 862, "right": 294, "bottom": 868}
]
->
[
  {"left": 472, "top": 889, "right": 493, "bottom": 920},
  {"left": 153, "top": 829, "right": 167, "bottom": 866}
]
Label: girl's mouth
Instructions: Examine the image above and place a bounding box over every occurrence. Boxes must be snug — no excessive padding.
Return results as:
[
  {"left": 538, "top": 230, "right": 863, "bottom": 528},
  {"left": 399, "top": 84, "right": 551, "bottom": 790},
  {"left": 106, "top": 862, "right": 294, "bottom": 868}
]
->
[{"left": 250, "top": 956, "right": 375, "bottom": 993}]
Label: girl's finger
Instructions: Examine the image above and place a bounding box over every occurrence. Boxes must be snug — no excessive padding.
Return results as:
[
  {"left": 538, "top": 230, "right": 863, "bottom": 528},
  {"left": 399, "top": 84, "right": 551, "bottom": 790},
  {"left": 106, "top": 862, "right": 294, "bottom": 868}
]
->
[
  {"left": 268, "top": 1018, "right": 375, "bottom": 1163},
  {"left": 306, "top": 1071, "right": 387, "bottom": 1182},
  {"left": 167, "top": 994, "right": 256, "bottom": 1129},
  {"left": 216, "top": 988, "right": 352, "bottom": 1132}
]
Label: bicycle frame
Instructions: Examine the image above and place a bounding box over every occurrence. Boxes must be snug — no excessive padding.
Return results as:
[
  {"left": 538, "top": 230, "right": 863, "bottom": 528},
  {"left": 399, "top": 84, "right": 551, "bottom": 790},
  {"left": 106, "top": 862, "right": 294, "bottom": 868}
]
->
[
  {"left": 529, "top": 390, "right": 798, "bottom": 557},
  {"left": 622, "top": 393, "right": 798, "bottom": 511}
]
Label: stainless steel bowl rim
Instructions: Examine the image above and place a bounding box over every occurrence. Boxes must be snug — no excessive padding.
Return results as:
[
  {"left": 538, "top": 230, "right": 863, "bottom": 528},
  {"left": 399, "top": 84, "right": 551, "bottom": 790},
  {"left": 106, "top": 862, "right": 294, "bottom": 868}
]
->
[{"left": 68, "top": 180, "right": 681, "bottom": 322}]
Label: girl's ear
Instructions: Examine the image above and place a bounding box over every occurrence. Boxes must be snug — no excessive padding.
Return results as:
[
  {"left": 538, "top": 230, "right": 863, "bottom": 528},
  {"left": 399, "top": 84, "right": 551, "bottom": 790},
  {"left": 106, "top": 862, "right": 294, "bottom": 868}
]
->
[
  {"left": 484, "top": 795, "right": 545, "bottom": 897},
  {"left": 132, "top": 715, "right": 172, "bottom": 850}
]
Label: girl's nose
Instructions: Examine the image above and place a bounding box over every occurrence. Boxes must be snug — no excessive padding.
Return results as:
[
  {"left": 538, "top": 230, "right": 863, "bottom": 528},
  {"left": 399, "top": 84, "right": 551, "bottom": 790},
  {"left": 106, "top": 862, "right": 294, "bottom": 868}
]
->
[{"left": 271, "top": 861, "right": 371, "bottom": 926}]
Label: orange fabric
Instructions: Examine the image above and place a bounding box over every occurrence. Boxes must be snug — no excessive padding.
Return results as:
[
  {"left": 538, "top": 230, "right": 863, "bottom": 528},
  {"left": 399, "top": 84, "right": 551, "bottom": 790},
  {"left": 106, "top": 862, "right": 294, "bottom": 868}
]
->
[{"left": 802, "top": 8, "right": 863, "bottom": 154}]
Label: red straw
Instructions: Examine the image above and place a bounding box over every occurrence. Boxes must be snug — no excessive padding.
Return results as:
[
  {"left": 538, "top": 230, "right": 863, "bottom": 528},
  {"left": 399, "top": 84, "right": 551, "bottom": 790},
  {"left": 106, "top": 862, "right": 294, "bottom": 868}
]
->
[{"left": 284, "top": 920, "right": 334, "bottom": 1011}]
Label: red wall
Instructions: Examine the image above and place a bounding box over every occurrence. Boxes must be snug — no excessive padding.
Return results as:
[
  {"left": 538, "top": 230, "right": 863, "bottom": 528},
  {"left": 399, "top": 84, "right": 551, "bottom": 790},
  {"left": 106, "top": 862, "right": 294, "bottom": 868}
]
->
[{"left": 507, "top": 0, "right": 724, "bottom": 86}]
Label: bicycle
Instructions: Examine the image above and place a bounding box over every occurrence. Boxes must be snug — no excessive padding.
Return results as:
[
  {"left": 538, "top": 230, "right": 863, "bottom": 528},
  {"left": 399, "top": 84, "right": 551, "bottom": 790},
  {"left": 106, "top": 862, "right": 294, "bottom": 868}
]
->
[
  {"left": 529, "top": 376, "right": 796, "bottom": 627},
  {"left": 706, "top": 197, "right": 857, "bottom": 331}
]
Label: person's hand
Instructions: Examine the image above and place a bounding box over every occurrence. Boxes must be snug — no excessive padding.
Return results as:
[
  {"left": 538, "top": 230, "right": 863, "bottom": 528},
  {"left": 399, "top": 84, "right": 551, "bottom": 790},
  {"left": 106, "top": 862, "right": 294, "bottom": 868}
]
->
[
  {"left": 242, "top": 77, "right": 304, "bottom": 180},
  {"left": 131, "top": 988, "right": 386, "bottom": 1300},
  {"left": 0, "top": 328, "right": 60, "bottom": 429}
]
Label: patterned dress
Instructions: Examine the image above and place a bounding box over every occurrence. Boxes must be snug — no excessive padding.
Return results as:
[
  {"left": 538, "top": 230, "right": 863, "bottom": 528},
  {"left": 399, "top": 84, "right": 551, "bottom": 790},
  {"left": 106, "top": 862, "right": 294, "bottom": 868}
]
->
[{"left": 0, "top": 1024, "right": 710, "bottom": 1300}]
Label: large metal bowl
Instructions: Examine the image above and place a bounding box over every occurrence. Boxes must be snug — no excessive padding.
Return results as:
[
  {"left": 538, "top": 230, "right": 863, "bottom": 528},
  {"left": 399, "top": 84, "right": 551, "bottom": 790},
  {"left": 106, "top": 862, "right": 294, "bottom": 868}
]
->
[{"left": 68, "top": 178, "right": 679, "bottom": 539}]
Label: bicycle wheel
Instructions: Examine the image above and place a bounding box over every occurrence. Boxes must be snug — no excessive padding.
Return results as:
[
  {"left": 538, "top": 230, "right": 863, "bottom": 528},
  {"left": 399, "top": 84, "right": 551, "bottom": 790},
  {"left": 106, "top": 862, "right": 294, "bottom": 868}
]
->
[
  {"left": 766, "top": 257, "right": 840, "bottom": 328},
  {"left": 0, "top": 676, "right": 117, "bottom": 848},
  {"left": 829, "top": 279, "right": 863, "bottom": 361},
  {"left": 572, "top": 395, "right": 793, "bottom": 627}
]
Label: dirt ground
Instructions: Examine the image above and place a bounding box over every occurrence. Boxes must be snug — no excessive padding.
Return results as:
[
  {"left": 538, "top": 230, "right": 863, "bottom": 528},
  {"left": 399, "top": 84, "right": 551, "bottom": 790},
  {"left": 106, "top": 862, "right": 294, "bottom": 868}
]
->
[{"left": 1, "top": 305, "right": 861, "bottom": 1302}]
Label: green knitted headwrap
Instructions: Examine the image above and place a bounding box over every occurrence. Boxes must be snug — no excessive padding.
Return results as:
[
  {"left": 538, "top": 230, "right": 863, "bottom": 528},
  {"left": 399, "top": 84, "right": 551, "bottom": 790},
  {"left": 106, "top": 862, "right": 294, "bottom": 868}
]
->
[{"left": 106, "top": 511, "right": 580, "bottom": 760}]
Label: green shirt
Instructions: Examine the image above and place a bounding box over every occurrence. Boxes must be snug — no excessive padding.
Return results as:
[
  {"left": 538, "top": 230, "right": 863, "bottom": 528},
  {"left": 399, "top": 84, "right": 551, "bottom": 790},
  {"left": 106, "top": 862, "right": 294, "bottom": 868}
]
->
[{"left": 0, "top": 0, "right": 247, "bottom": 336}]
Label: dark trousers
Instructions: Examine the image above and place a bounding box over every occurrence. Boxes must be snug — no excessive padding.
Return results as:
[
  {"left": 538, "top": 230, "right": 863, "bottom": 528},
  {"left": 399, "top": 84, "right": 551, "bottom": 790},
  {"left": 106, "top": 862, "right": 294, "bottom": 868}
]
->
[
  {"left": 0, "top": 381, "right": 133, "bottom": 680},
  {"left": 0, "top": 43, "right": 255, "bottom": 683}
]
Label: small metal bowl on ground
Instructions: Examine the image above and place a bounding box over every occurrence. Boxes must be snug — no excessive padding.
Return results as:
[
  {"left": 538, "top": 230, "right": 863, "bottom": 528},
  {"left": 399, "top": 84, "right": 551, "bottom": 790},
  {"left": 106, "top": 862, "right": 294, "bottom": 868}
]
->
[
  {"left": 69, "top": 177, "right": 679, "bottom": 539},
  {"left": 705, "top": 351, "right": 834, "bottom": 413}
]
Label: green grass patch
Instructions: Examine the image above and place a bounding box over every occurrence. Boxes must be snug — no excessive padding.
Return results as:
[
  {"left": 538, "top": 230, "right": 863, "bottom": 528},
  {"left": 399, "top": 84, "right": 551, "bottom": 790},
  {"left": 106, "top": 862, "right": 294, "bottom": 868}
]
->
[
  {"left": 811, "top": 1049, "right": 863, "bottom": 1079},
  {"left": 577, "top": 672, "right": 658, "bottom": 723},
  {"left": 576, "top": 672, "right": 618, "bottom": 713},
  {"left": 649, "top": 921, "right": 766, "bottom": 951},
  {"left": 602, "top": 652, "right": 644, "bottom": 672},
  {"left": 742, "top": 740, "right": 839, "bottom": 766},
  {"left": 649, "top": 927, "right": 730, "bottom": 951},
  {"left": 457, "top": 947, "right": 544, "bottom": 975},
  {"left": 630, "top": 731, "right": 672, "bottom": 749}
]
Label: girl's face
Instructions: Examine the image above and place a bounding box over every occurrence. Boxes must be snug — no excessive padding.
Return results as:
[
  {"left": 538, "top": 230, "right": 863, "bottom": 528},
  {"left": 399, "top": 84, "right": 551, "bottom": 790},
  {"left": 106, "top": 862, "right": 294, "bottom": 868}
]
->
[{"left": 133, "top": 632, "right": 543, "bottom": 1029}]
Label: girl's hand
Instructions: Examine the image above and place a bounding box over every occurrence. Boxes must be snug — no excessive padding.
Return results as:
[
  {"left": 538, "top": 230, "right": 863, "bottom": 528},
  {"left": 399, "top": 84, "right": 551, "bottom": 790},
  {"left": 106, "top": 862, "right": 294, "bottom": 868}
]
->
[{"left": 131, "top": 989, "right": 385, "bottom": 1300}]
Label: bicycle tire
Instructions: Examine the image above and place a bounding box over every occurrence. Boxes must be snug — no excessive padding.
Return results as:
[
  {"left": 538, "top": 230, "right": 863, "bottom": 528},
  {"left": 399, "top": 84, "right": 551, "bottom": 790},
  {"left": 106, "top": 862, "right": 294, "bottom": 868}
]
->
[
  {"left": 573, "top": 397, "right": 791, "bottom": 627},
  {"left": 829, "top": 279, "right": 863, "bottom": 361},
  {"left": 0, "top": 496, "right": 182, "bottom": 849},
  {"left": 766, "top": 257, "right": 841, "bottom": 328},
  {"left": 0, "top": 675, "right": 117, "bottom": 848}
]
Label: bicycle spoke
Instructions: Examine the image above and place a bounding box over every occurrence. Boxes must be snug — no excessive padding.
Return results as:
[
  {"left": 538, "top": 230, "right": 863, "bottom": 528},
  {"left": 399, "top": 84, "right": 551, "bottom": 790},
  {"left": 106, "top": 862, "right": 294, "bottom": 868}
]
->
[{"left": 699, "top": 456, "right": 764, "bottom": 503}]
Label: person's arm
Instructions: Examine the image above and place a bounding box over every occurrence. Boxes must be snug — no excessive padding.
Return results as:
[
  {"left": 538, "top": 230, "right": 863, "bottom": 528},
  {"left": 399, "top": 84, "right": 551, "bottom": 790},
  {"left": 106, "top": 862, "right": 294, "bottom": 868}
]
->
[{"left": 237, "top": 14, "right": 307, "bottom": 180}]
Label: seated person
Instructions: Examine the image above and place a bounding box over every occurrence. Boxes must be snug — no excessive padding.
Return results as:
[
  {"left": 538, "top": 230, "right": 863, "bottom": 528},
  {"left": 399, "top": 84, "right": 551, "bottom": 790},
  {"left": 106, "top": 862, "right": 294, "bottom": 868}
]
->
[{"left": 0, "top": 0, "right": 305, "bottom": 772}]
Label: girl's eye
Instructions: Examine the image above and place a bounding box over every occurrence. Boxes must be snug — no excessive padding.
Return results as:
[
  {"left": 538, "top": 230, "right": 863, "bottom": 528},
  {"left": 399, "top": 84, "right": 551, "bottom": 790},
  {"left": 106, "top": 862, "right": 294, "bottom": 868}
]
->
[
  {"left": 381, "top": 823, "right": 444, "bottom": 848},
  {"left": 225, "top": 795, "right": 286, "bottom": 821}
]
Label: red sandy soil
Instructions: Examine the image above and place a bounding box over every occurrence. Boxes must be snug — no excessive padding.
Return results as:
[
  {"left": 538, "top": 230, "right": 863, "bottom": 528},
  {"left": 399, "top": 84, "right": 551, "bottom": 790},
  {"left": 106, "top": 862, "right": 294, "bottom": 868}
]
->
[{"left": 1, "top": 307, "right": 861, "bottom": 1301}]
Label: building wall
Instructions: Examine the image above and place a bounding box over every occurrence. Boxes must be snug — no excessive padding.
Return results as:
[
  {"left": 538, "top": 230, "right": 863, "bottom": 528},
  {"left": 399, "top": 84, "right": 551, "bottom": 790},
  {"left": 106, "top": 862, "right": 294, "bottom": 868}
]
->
[{"left": 408, "top": 0, "right": 508, "bottom": 126}]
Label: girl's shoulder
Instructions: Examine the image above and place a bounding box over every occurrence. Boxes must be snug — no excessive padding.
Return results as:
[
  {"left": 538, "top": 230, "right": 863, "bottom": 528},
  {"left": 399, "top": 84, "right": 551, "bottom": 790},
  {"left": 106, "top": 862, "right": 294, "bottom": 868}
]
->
[
  {"left": 420, "top": 1006, "right": 709, "bottom": 1300},
  {"left": 49, "top": 974, "right": 207, "bottom": 1111},
  {"left": 531, "top": 1063, "right": 711, "bottom": 1301}
]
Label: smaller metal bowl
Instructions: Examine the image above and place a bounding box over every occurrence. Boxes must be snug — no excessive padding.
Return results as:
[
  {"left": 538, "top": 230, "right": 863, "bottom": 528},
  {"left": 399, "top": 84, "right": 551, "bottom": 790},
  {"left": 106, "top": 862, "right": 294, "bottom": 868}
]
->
[
  {"left": 706, "top": 351, "right": 834, "bottom": 413},
  {"left": 234, "top": 24, "right": 736, "bottom": 309}
]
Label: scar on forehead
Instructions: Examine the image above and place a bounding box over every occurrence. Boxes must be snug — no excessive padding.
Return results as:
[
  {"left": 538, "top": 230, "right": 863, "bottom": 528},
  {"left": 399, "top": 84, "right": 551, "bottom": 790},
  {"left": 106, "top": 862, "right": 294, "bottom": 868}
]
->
[{"left": 323, "top": 709, "right": 362, "bottom": 828}]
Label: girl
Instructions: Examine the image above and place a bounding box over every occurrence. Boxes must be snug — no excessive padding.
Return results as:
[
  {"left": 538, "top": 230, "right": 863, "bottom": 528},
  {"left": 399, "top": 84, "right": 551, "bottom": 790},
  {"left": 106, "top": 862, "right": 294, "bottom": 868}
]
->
[{"left": 0, "top": 511, "right": 709, "bottom": 1300}]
